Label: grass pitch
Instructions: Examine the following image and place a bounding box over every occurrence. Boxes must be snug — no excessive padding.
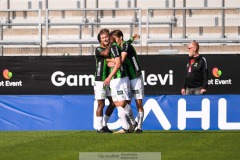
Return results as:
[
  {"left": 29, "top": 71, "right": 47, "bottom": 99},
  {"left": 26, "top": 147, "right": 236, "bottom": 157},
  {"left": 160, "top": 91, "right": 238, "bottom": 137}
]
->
[{"left": 0, "top": 130, "right": 240, "bottom": 160}]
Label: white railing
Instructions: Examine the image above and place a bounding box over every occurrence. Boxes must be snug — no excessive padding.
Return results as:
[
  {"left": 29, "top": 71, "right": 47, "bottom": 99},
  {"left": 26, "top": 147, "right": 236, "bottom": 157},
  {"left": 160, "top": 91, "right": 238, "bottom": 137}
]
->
[
  {"left": 45, "top": 8, "right": 142, "bottom": 55},
  {"left": 0, "top": 7, "right": 240, "bottom": 55},
  {"left": 0, "top": 9, "right": 42, "bottom": 55},
  {"left": 146, "top": 7, "right": 240, "bottom": 45}
]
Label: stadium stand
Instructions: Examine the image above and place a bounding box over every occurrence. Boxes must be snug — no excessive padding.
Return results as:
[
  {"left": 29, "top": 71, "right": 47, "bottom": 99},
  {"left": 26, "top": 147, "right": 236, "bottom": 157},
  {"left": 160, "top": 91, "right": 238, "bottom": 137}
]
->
[{"left": 0, "top": 0, "right": 240, "bottom": 56}]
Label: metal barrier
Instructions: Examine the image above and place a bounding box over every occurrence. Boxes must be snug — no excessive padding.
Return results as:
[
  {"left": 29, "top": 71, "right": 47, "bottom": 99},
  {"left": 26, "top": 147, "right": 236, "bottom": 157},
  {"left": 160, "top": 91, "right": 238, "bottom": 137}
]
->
[
  {"left": 0, "top": 9, "right": 42, "bottom": 56},
  {"left": 146, "top": 7, "right": 240, "bottom": 44},
  {"left": 0, "top": 7, "right": 240, "bottom": 55},
  {"left": 45, "top": 8, "right": 142, "bottom": 55},
  {"left": 145, "top": 7, "right": 240, "bottom": 54}
]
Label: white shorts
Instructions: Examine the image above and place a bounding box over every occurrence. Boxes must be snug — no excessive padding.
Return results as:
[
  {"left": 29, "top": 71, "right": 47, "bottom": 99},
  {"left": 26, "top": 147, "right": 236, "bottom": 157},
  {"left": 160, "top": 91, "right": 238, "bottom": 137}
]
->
[
  {"left": 110, "top": 76, "right": 131, "bottom": 102},
  {"left": 130, "top": 75, "right": 145, "bottom": 100},
  {"left": 94, "top": 81, "right": 111, "bottom": 100}
]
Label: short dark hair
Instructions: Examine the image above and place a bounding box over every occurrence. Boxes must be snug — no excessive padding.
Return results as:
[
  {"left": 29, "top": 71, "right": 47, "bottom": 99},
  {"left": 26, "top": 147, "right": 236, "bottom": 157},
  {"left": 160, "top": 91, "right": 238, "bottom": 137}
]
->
[
  {"left": 110, "top": 29, "right": 124, "bottom": 39},
  {"left": 97, "top": 33, "right": 101, "bottom": 43}
]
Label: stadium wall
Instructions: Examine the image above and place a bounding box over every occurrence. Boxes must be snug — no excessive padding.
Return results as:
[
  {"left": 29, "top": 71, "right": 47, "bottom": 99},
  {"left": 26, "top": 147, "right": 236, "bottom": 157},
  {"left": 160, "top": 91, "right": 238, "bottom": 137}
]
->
[
  {"left": 1, "top": 95, "right": 240, "bottom": 130},
  {"left": 0, "top": 55, "right": 240, "bottom": 130}
]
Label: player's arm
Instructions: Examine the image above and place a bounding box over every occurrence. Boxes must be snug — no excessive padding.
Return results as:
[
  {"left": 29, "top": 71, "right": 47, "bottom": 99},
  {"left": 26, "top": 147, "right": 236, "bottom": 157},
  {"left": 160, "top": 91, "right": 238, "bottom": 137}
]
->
[
  {"left": 106, "top": 58, "right": 116, "bottom": 68},
  {"left": 121, "top": 43, "right": 129, "bottom": 63},
  {"left": 99, "top": 43, "right": 113, "bottom": 57},
  {"left": 104, "top": 57, "right": 121, "bottom": 86},
  {"left": 126, "top": 34, "right": 140, "bottom": 44},
  {"left": 107, "top": 57, "right": 121, "bottom": 79},
  {"left": 107, "top": 51, "right": 127, "bottom": 64},
  {"left": 106, "top": 58, "right": 115, "bottom": 63},
  {"left": 99, "top": 36, "right": 114, "bottom": 57},
  {"left": 121, "top": 52, "right": 128, "bottom": 63},
  {"left": 104, "top": 45, "right": 121, "bottom": 86}
]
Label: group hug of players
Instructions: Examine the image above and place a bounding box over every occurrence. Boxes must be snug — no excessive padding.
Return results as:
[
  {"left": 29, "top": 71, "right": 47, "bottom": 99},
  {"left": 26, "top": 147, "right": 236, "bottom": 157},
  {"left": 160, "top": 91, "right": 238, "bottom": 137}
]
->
[{"left": 94, "top": 29, "right": 144, "bottom": 134}]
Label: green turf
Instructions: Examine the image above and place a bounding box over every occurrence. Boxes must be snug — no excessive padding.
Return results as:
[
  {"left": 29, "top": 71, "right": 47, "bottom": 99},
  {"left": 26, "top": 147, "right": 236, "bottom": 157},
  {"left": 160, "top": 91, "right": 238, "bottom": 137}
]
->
[{"left": 0, "top": 130, "right": 240, "bottom": 160}]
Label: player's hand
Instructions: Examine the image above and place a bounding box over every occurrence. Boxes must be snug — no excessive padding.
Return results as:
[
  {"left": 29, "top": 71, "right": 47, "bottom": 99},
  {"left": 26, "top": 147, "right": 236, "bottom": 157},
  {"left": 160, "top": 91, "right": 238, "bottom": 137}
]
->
[
  {"left": 104, "top": 77, "right": 111, "bottom": 86},
  {"left": 132, "top": 34, "right": 140, "bottom": 40},
  {"left": 107, "top": 62, "right": 115, "bottom": 68},
  {"left": 109, "top": 35, "right": 115, "bottom": 43}
]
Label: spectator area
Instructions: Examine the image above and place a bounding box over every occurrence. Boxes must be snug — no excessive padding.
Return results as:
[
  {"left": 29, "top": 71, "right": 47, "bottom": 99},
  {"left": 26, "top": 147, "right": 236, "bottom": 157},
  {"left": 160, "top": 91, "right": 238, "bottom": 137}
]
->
[{"left": 0, "top": 0, "right": 240, "bottom": 56}]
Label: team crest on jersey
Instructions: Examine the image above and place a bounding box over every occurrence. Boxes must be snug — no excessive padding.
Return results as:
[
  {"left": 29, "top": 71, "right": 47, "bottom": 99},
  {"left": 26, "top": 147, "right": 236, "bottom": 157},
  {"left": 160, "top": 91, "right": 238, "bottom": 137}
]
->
[{"left": 97, "top": 48, "right": 103, "bottom": 52}]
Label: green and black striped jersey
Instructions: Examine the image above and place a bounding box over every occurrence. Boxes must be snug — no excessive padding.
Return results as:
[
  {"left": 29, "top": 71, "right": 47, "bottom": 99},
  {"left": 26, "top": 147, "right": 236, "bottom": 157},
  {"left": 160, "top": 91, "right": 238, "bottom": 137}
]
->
[
  {"left": 109, "top": 42, "right": 127, "bottom": 79},
  {"left": 122, "top": 41, "right": 142, "bottom": 80},
  {"left": 94, "top": 46, "right": 110, "bottom": 81}
]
